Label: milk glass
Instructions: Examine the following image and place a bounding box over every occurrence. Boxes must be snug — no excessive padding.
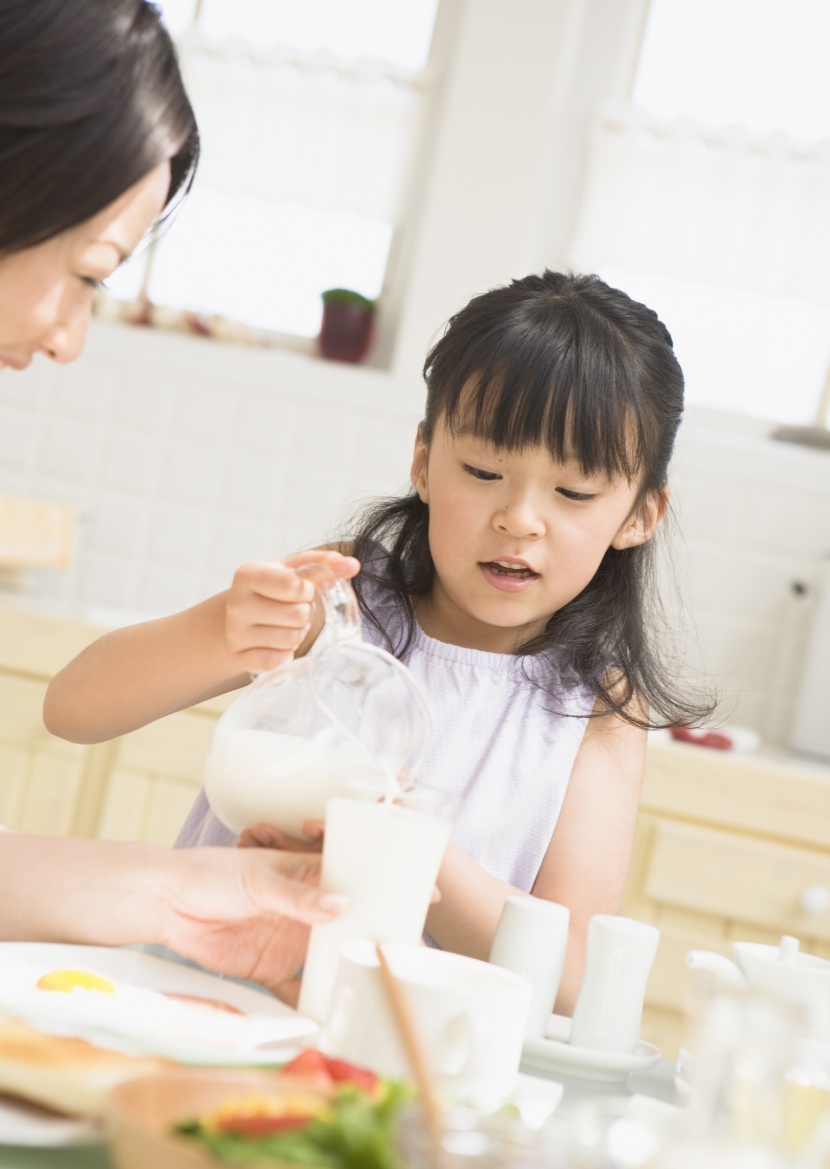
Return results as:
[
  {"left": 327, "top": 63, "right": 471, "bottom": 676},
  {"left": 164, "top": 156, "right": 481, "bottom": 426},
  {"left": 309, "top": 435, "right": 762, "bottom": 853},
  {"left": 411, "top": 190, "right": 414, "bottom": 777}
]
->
[
  {"left": 298, "top": 782, "right": 458, "bottom": 1024},
  {"left": 201, "top": 565, "right": 432, "bottom": 840}
]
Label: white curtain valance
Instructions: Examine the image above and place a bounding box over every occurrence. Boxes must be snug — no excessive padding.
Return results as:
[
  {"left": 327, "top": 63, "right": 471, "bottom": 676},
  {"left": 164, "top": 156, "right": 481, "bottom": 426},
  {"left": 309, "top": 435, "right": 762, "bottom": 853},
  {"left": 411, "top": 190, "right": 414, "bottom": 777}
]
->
[
  {"left": 181, "top": 35, "right": 426, "bottom": 221},
  {"left": 569, "top": 112, "right": 830, "bottom": 306}
]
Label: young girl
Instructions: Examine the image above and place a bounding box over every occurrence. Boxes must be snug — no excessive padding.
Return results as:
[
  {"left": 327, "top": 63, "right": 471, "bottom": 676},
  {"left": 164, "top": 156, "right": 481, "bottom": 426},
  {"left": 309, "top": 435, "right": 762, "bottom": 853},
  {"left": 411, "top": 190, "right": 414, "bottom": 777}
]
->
[{"left": 44, "top": 270, "right": 712, "bottom": 1011}]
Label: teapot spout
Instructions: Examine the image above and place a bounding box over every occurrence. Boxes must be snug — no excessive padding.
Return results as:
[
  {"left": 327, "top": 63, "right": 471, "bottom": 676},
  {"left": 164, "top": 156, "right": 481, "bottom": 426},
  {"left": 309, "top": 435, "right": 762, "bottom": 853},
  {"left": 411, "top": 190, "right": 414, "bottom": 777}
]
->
[{"left": 686, "top": 950, "right": 747, "bottom": 989}]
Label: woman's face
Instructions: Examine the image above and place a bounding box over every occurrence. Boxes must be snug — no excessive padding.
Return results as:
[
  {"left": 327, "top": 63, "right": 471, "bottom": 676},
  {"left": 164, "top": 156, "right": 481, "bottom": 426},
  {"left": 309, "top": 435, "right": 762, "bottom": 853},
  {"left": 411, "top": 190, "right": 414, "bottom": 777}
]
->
[{"left": 0, "top": 162, "right": 170, "bottom": 372}]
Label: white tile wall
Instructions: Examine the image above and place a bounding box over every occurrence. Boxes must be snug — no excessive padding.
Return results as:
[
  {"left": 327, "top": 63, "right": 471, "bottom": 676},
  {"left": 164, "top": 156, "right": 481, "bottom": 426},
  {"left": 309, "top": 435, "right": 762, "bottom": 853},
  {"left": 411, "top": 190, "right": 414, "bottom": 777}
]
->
[
  {"left": 0, "top": 320, "right": 423, "bottom": 623},
  {"left": 0, "top": 320, "right": 828, "bottom": 751}
]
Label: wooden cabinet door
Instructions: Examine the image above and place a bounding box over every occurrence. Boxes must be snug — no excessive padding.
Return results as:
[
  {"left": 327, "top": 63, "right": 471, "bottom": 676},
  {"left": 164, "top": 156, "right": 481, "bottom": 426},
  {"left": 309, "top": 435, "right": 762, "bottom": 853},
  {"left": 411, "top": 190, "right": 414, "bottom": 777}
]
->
[
  {"left": 95, "top": 708, "right": 219, "bottom": 846},
  {"left": 0, "top": 674, "right": 90, "bottom": 835}
]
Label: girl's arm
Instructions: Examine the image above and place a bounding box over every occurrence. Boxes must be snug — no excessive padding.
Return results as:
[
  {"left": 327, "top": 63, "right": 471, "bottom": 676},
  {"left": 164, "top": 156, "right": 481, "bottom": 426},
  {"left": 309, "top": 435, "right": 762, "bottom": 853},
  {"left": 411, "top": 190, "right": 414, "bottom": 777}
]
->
[
  {"left": 43, "top": 550, "right": 358, "bottom": 744},
  {"left": 426, "top": 707, "right": 646, "bottom": 1015},
  {"left": 0, "top": 828, "right": 346, "bottom": 1004}
]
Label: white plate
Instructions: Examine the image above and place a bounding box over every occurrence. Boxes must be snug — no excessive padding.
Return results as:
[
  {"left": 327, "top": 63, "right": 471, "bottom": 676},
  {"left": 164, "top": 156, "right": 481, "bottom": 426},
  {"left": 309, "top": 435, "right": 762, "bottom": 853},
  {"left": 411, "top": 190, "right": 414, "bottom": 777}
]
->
[
  {"left": 0, "top": 1093, "right": 104, "bottom": 1148},
  {"left": 521, "top": 1015, "right": 661, "bottom": 1083},
  {"left": 0, "top": 942, "right": 317, "bottom": 1067}
]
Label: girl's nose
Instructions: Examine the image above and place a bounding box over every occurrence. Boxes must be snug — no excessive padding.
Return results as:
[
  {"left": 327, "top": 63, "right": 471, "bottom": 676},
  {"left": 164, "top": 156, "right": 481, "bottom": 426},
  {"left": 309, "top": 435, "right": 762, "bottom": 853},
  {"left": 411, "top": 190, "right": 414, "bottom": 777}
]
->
[
  {"left": 39, "top": 304, "right": 92, "bottom": 364},
  {"left": 494, "top": 494, "right": 545, "bottom": 539}
]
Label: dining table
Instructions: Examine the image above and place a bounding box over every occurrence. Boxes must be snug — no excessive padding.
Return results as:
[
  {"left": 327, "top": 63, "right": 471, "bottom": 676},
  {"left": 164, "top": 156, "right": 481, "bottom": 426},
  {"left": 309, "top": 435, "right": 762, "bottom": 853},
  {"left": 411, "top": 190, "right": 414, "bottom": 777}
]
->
[
  {"left": 0, "top": 939, "right": 683, "bottom": 1168},
  {"left": 0, "top": 1056, "right": 680, "bottom": 1169}
]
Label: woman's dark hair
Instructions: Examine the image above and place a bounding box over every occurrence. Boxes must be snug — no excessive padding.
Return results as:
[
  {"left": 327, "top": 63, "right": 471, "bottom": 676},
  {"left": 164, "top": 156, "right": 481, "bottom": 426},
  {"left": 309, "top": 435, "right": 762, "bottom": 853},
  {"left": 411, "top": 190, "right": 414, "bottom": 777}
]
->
[
  {"left": 0, "top": 0, "right": 199, "bottom": 253},
  {"left": 350, "top": 270, "right": 715, "bottom": 730}
]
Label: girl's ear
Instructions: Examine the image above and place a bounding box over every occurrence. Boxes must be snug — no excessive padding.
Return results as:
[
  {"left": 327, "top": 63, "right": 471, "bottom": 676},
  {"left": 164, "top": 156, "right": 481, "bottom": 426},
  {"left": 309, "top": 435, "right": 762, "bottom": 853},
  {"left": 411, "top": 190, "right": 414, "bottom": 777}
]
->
[
  {"left": 410, "top": 427, "right": 429, "bottom": 503},
  {"left": 612, "top": 487, "right": 669, "bottom": 550}
]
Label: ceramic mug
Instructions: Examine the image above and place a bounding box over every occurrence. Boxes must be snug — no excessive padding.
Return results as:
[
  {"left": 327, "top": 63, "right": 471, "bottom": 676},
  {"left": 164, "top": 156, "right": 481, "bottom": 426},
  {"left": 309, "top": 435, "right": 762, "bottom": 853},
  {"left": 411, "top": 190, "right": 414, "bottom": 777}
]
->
[
  {"left": 319, "top": 939, "right": 532, "bottom": 1112},
  {"left": 488, "top": 896, "right": 570, "bottom": 1038},
  {"left": 569, "top": 915, "right": 660, "bottom": 1054}
]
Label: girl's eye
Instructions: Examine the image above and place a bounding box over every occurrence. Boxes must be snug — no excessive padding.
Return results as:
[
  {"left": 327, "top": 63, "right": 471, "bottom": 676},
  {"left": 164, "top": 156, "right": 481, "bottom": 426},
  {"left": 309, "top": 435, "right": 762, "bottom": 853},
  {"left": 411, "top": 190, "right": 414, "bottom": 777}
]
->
[
  {"left": 557, "top": 488, "right": 595, "bottom": 502},
  {"left": 81, "top": 276, "right": 104, "bottom": 290},
  {"left": 463, "top": 464, "right": 500, "bottom": 481}
]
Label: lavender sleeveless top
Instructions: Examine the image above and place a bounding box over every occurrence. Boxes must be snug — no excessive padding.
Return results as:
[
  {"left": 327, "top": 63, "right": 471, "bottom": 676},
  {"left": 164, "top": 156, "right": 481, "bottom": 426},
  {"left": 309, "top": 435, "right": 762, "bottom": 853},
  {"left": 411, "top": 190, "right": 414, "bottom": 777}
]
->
[{"left": 176, "top": 567, "right": 594, "bottom": 892}]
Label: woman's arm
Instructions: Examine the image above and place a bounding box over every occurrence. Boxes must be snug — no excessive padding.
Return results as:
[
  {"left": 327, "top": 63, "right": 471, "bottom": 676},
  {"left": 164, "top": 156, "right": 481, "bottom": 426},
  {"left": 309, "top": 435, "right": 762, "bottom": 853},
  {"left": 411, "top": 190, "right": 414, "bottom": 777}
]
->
[
  {"left": 426, "top": 709, "right": 646, "bottom": 1015},
  {"left": 43, "top": 549, "right": 358, "bottom": 744},
  {"left": 0, "top": 828, "right": 346, "bottom": 1005}
]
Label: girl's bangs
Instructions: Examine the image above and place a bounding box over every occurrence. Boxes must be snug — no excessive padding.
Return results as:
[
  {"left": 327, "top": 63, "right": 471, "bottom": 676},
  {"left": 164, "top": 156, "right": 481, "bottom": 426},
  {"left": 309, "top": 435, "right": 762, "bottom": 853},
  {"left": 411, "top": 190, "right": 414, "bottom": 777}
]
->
[{"left": 441, "top": 350, "right": 647, "bottom": 483}]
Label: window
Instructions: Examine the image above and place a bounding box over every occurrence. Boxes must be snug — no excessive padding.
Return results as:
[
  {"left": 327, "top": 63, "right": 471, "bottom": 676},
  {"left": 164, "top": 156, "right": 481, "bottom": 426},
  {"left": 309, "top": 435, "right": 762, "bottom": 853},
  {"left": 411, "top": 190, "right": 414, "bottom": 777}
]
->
[
  {"left": 567, "top": 0, "right": 830, "bottom": 426},
  {"left": 104, "top": 0, "right": 439, "bottom": 346}
]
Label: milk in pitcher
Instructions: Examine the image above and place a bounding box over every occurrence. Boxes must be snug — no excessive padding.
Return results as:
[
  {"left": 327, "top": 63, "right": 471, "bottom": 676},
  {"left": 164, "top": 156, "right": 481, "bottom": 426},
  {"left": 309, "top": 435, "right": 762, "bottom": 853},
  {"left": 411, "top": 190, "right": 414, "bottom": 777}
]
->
[{"left": 204, "top": 727, "right": 383, "bottom": 839}]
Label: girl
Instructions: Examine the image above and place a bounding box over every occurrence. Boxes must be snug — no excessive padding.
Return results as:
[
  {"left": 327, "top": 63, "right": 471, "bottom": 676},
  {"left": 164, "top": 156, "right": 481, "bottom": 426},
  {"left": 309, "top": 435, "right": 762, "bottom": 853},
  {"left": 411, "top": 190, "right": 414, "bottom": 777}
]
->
[{"left": 44, "top": 270, "right": 712, "bottom": 1010}]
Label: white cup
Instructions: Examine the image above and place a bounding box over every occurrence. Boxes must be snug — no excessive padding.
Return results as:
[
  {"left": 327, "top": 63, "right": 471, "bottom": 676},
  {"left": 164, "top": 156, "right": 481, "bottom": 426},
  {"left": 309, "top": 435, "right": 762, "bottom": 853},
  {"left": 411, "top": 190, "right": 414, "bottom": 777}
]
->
[
  {"left": 569, "top": 915, "right": 660, "bottom": 1054},
  {"left": 297, "top": 784, "right": 457, "bottom": 1025},
  {"left": 320, "top": 940, "right": 532, "bottom": 1113},
  {"left": 488, "top": 896, "right": 570, "bottom": 1038}
]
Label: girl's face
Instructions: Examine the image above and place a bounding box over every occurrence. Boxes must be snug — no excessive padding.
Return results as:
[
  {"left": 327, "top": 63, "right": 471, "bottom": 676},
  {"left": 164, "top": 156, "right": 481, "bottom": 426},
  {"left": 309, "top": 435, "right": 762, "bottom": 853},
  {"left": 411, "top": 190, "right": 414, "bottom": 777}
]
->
[
  {"left": 411, "top": 419, "right": 666, "bottom": 653},
  {"left": 0, "top": 163, "right": 170, "bottom": 372}
]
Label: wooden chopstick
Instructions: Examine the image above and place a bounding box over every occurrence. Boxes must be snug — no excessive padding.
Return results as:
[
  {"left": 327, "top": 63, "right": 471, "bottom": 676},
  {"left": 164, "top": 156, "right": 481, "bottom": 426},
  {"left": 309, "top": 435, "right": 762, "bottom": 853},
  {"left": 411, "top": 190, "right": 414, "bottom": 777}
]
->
[{"left": 373, "top": 943, "right": 444, "bottom": 1151}]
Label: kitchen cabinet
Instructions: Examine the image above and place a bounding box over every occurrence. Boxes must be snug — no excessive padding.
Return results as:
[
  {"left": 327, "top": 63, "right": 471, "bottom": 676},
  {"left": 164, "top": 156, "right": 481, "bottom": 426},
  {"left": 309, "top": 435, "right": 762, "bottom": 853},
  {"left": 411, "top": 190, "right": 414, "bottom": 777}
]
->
[
  {"left": 0, "top": 604, "right": 225, "bottom": 845},
  {"left": 622, "top": 736, "right": 830, "bottom": 1059}
]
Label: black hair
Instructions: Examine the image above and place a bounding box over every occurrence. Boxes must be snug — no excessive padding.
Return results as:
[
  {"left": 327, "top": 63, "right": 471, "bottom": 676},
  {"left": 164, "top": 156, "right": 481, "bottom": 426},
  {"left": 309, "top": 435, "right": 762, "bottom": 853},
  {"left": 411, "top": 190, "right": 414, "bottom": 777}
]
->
[
  {"left": 0, "top": 0, "right": 199, "bottom": 254},
  {"left": 350, "top": 270, "right": 715, "bottom": 730}
]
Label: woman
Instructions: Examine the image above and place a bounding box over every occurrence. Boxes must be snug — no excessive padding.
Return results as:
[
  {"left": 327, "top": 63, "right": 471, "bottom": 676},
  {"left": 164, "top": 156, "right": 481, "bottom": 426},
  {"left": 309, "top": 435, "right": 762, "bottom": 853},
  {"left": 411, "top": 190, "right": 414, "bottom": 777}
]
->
[{"left": 0, "top": 0, "right": 352, "bottom": 1003}]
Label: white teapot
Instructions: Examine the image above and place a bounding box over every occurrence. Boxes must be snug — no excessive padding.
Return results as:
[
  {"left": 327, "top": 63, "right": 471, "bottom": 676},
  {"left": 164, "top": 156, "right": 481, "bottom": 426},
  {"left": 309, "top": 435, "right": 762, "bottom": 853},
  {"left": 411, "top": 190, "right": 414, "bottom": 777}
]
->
[{"left": 686, "top": 935, "right": 830, "bottom": 1031}]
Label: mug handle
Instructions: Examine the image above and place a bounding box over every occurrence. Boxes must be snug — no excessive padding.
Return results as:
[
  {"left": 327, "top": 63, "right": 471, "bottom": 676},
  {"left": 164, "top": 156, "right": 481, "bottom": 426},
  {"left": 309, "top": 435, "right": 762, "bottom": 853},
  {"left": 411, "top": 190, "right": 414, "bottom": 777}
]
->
[{"left": 433, "top": 1011, "right": 477, "bottom": 1078}]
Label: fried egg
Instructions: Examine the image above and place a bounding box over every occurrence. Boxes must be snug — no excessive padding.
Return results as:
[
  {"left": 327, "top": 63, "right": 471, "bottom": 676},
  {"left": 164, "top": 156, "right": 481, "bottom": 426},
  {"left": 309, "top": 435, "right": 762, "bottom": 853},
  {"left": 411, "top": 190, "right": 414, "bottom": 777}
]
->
[{"left": 35, "top": 969, "right": 116, "bottom": 995}]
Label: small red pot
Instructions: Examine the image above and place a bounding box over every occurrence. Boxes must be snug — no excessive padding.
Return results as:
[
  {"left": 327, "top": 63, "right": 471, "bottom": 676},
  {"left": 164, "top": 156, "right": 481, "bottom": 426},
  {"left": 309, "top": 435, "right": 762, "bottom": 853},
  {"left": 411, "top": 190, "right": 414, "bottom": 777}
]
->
[{"left": 318, "top": 302, "right": 375, "bottom": 363}]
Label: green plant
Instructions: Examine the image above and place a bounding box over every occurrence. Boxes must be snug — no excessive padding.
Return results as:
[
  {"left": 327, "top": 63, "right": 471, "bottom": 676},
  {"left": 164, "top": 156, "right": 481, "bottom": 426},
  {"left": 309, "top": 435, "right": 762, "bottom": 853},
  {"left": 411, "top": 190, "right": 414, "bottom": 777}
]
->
[{"left": 321, "top": 288, "right": 377, "bottom": 312}]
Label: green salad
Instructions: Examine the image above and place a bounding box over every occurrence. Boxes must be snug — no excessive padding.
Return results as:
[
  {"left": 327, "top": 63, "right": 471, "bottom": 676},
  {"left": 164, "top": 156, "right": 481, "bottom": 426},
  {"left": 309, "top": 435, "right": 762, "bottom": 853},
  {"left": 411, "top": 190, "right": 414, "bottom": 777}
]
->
[{"left": 174, "top": 1049, "right": 410, "bottom": 1169}]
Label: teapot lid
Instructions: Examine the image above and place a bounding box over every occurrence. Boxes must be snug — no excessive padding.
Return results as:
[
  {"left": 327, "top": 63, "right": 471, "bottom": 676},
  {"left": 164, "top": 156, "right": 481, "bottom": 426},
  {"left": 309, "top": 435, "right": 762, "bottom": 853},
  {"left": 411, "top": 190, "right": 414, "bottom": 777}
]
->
[{"left": 734, "top": 936, "right": 830, "bottom": 973}]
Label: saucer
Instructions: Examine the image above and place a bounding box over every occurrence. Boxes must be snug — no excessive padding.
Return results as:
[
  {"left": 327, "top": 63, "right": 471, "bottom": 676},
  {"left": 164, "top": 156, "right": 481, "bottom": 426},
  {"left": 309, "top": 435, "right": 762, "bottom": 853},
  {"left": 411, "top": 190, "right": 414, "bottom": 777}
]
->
[{"left": 520, "top": 1015, "right": 661, "bottom": 1083}]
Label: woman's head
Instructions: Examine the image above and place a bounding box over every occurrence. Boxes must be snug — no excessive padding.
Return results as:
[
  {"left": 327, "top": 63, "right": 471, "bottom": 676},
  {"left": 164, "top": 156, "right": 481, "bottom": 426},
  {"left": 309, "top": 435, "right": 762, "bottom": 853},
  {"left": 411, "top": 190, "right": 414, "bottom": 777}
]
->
[
  {"left": 0, "top": 0, "right": 198, "bottom": 368},
  {"left": 0, "top": 0, "right": 198, "bottom": 253},
  {"left": 421, "top": 270, "right": 684, "bottom": 506}
]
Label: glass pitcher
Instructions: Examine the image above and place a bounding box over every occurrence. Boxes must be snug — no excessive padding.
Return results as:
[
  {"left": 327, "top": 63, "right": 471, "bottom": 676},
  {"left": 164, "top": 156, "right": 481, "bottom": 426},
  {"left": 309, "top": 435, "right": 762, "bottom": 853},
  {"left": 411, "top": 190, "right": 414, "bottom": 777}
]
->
[{"left": 202, "top": 563, "right": 432, "bottom": 839}]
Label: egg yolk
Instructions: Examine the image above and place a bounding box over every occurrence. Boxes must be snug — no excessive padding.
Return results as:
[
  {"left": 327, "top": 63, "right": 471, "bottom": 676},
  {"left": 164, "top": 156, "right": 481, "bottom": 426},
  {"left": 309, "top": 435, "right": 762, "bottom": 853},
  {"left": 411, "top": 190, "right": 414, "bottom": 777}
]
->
[{"left": 36, "top": 968, "right": 116, "bottom": 994}]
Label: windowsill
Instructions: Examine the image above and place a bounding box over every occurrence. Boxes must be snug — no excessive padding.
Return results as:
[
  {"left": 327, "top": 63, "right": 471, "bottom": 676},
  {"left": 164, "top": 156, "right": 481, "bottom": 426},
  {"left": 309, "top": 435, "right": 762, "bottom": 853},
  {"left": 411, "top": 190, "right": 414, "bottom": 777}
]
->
[{"left": 82, "top": 316, "right": 426, "bottom": 418}]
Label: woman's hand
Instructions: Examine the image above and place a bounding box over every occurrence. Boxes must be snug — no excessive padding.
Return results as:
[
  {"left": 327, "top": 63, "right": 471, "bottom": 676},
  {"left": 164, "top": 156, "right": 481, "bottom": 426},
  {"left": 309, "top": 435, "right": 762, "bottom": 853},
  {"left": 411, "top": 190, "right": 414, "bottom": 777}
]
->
[
  {"left": 223, "top": 550, "right": 359, "bottom": 676},
  {"left": 160, "top": 846, "right": 346, "bottom": 1006}
]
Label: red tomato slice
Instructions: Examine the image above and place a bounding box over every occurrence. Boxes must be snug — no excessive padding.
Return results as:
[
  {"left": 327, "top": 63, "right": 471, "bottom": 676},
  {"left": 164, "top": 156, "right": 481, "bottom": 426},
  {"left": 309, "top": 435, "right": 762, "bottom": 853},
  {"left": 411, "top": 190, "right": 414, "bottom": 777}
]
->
[
  {"left": 280, "top": 1049, "right": 332, "bottom": 1084},
  {"left": 215, "top": 1113, "right": 312, "bottom": 1136},
  {"left": 324, "top": 1057, "right": 379, "bottom": 1091},
  {"left": 279, "top": 1048, "right": 379, "bottom": 1092}
]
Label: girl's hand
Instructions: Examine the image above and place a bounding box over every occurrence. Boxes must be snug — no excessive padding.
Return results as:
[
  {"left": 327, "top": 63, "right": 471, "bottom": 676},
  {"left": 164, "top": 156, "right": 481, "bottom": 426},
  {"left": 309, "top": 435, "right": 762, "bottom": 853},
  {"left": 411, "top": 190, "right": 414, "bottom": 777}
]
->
[
  {"left": 238, "top": 821, "right": 324, "bottom": 854},
  {"left": 223, "top": 550, "right": 360, "bottom": 676}
]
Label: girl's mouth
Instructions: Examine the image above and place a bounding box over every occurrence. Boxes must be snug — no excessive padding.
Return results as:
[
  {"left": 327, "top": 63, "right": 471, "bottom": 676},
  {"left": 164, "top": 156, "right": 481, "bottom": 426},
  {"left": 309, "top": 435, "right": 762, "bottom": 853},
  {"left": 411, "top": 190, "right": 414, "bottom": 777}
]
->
[{"left": 479, "top": 561, "right": 540, "bottom": 593}]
